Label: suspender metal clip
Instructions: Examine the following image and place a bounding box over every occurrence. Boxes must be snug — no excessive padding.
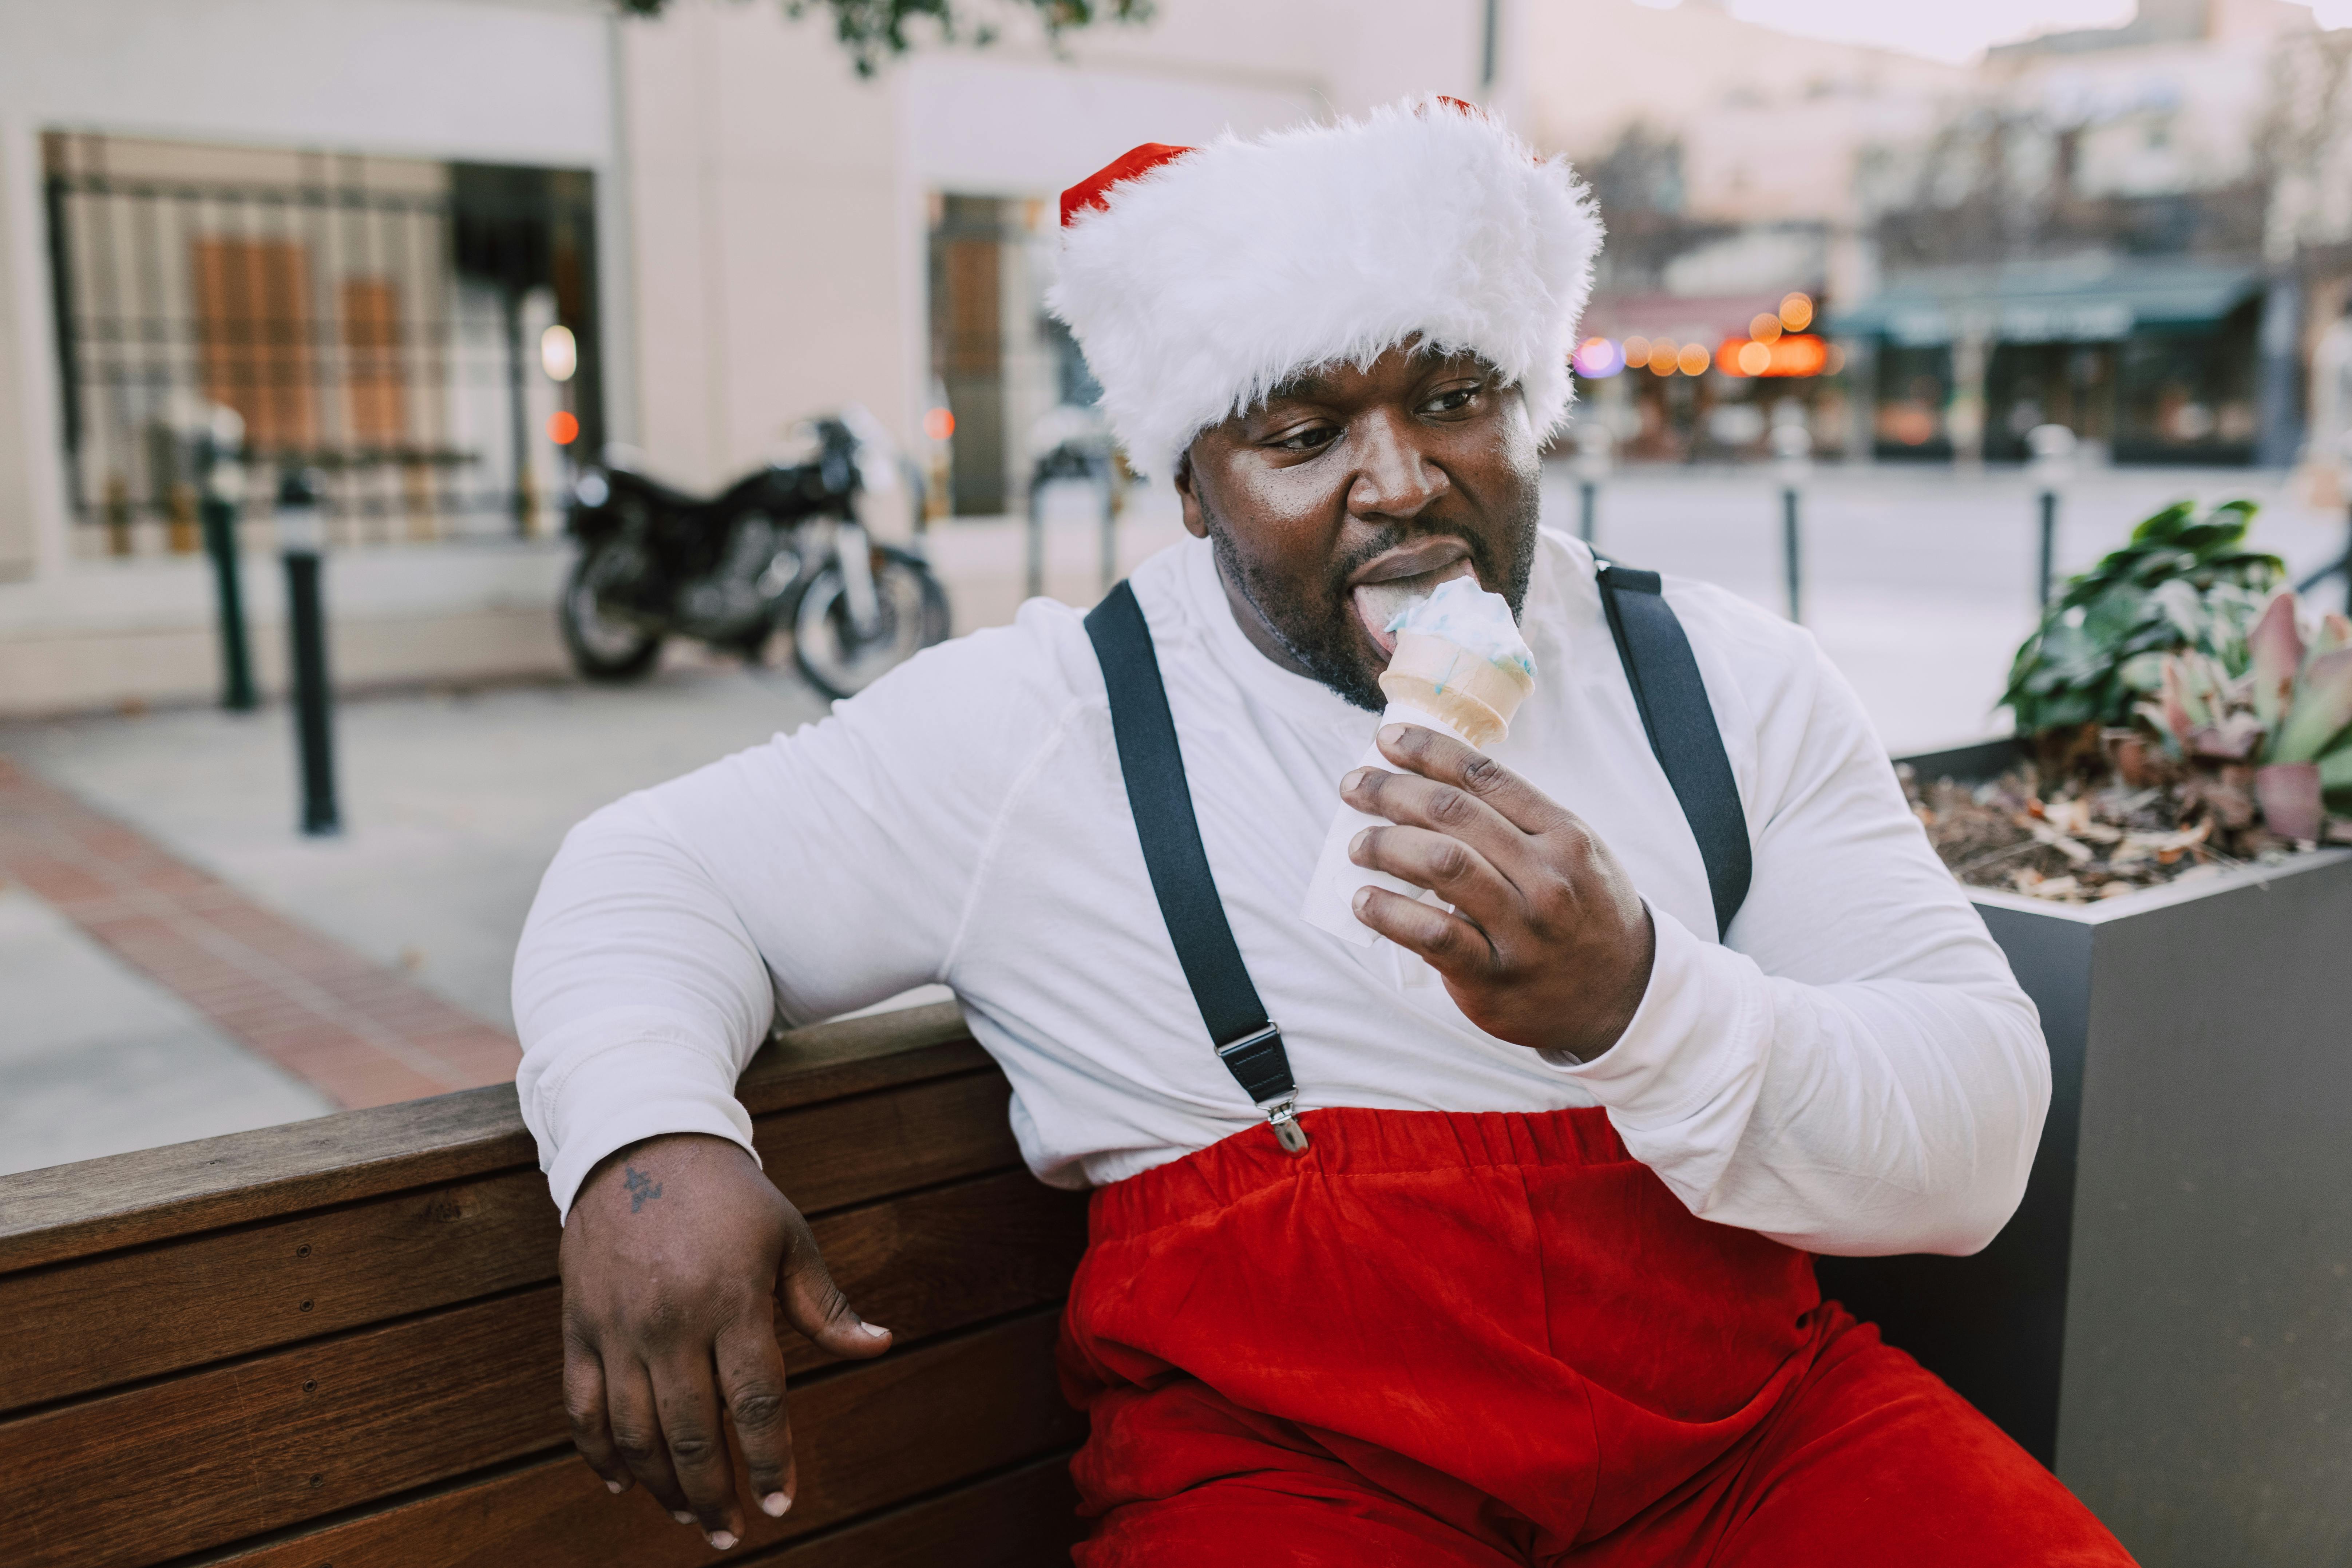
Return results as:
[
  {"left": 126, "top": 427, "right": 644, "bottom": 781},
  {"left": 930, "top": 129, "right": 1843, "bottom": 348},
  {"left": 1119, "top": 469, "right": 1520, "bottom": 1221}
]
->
[
  {"left": 1214, "top": 1022, "right": 1310, "bottom": 1156},
  {"left": 1264, "top": 1099, "right": 1310, "bottom": 1156}
]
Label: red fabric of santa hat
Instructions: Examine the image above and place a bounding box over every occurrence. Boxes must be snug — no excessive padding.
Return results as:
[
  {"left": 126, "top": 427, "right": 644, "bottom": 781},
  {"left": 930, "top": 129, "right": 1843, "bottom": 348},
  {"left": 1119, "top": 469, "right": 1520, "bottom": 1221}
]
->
[{"left": 1047, "top": 95, "right": 1604, "bottom": 483}]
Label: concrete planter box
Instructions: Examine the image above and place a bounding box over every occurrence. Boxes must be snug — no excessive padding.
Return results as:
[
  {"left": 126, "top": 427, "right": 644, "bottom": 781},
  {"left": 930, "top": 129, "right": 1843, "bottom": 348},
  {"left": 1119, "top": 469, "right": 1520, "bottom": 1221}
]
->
[{"left": 1820, "top": 743, "right": 2352, "bottom": 1566}]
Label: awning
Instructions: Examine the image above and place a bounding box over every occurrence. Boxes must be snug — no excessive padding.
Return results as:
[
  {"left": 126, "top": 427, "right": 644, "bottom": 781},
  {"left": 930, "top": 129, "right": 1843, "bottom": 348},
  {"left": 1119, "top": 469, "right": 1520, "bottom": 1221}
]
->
[
  {"left": 1827, "top": 258, "right": 2260, "bottom": 347},
  {"left": 1577, "top": 291, "right": 1796, "bottom": 348}
]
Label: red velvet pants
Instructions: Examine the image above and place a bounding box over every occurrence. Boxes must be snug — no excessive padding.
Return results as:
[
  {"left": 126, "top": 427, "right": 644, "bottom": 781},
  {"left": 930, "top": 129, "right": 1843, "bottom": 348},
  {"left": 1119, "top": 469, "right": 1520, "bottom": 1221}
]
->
[{"left": 1058, "top": 1106, "right": 2135, "bottom": 1566}]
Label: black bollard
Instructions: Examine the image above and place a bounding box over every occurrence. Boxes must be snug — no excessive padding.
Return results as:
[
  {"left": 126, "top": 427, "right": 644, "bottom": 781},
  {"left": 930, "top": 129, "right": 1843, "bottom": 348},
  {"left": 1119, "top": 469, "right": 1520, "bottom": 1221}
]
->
[
  {"left": 2339, "top": 501, "right": 2352, "bottom": 617},
  {"left": 2291, "top": 500, "right": 2352, "bottom": 613},
  {"left": 1769, "top": 424, "right": 1812, "bottom": 625},
  {"left": 1781, "top": 486, "right": 1803, "bottom": 625},
  {"left": 2026, "top": 425, "right": 2077, "bottom": 611},
  {"left": 900, "top": 456, "right": 931, "bottom": 560},
  {"left": 1025, "top": 469, "right": 1046, "bottom": 601},
  {"left": 2038, "top": 489, "right": 2059, "bottom": 610},
  {"left": 200, "top": 483, "right": 256, "bottom": 712},
  {"left": 1099, "top": 470, "right": 1119, "bottom": 594},
  {"left": 277, "top": 470, "right": 339, "bottom": 836}
]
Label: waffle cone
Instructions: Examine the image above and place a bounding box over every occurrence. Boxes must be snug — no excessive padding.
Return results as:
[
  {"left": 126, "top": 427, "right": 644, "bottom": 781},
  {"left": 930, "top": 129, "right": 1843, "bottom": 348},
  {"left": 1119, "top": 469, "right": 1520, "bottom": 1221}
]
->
[{"left": 1377, "top": 632, "right": 1535, "bottom": 748}]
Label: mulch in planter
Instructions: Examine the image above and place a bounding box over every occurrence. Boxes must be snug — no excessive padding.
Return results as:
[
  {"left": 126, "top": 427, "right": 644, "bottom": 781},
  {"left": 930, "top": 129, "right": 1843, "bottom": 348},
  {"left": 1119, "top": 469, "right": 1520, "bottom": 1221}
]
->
[{"left": 1902, "top": 724, "right": 2350, "bottom": 905}]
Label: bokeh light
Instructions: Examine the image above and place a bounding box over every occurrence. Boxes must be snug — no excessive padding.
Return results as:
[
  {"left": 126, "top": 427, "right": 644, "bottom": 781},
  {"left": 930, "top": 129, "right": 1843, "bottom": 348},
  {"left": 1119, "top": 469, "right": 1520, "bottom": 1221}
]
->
[
  {"left": 539, "top": 324, "right": 577, "bottom": 383},
  {"left": 546, "top": 410, "right": 579, "bottom": 445},
  {"left": 1677, "top": 341, "right": 1711, "bottom": 376},
  {"left": 1738, "top": 339, "right": 1774, "bottom": 376},
  {"left": 1778, "top": 292, "right": 1814, "bottom": 332},
  {"left": 923, "top": 406, "right": 956, "bottom": 442},
  {"left": 1622, "top": 336, "right": 1651, "bottom": 370},
  {"left": 1573, "top": 337, "right": 1624, "bottom": 377},
  {"left": 1749, "top": 312, "right": 1783, "bottom": 345}
]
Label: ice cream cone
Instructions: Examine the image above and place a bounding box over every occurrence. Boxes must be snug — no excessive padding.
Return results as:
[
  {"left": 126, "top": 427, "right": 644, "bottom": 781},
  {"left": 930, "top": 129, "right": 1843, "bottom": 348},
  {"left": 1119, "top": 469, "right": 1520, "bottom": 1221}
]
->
[{"left": 1377, "top": 631, "right": 1536, "bottom": 748}]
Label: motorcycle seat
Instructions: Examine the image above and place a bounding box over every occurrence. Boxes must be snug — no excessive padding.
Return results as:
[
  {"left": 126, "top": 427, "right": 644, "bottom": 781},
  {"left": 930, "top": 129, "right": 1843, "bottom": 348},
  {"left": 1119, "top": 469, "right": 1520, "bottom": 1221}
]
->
[{"left": 605, "top": 465, "right": 718, "bottom": 514}]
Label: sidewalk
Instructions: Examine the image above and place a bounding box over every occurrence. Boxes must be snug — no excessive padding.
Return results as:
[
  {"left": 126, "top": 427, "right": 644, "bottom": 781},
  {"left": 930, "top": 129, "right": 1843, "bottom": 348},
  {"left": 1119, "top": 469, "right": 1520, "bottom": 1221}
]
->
[
  {"left": 0, "top": 669, "right": 831, "bottom": 1173},
  {"left": 2, "top": 460, "right": 2338, "bottom": 1174}
]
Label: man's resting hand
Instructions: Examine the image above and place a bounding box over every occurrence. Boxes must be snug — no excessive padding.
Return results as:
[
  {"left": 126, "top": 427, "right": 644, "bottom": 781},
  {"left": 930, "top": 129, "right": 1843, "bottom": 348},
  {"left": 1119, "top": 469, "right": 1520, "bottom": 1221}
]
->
[
  {"left": 1343, "top": 722, "right": 1657, "bottom": 1063},
  {"left": 560, "top": 1133, "right": 891, "bottom": 1548}
]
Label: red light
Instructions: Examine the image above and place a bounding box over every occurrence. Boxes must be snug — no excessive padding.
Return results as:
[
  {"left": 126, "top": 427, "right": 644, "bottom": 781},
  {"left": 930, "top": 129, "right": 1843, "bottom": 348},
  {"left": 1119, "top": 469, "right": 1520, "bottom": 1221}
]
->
[
  {"left": 1714, "top": 334, "right": 1828, "bottom": 379},
  {"left": 547, "top": 410, "right": 580, "bottom": 445},
  {"left": 1767, "top": 334, "right": 1828, "bottom": 376},
  {"left": 923, "top": 407, "right": 955, "bottom": 443}
]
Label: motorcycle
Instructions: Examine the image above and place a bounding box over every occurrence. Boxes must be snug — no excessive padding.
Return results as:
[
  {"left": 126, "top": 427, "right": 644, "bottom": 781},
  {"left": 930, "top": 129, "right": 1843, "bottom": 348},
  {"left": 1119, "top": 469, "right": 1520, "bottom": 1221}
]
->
[{"left": 559, "top": 412, "right": 950, "bottom": 699}]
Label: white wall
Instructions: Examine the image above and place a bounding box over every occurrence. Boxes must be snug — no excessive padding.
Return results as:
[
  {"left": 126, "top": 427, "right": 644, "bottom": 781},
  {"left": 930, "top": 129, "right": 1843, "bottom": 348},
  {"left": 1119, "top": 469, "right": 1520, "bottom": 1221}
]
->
[
  {"left": 616, "top": 0, "right": 906, "bottom": 491},
  {"left": 611, "top": 0, "right": 1494, "bottom": 497}
]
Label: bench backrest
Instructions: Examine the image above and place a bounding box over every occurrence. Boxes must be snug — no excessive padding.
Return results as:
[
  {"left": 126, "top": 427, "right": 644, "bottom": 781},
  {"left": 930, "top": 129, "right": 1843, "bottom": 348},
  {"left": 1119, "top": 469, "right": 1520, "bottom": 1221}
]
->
[{"left": 0, "top": 1002, "right": 1089, "bottom": 1568}]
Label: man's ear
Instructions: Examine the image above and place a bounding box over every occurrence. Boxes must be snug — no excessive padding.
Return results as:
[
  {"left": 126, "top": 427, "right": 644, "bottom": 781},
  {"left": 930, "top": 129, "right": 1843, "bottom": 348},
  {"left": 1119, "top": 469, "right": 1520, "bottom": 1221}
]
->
[{"left": 1173, "top": 450, "right": 1208, "bottom": 541}]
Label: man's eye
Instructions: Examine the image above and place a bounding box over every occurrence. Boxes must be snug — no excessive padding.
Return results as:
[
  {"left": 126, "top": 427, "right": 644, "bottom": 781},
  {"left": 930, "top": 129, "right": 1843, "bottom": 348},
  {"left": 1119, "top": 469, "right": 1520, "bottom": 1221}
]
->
[
  {"left": 1273, "top": 425, "right": 1338, "bottom": 452},
  {"left": 1425, "top": 387, "right": 1479, "bottom": 414}
]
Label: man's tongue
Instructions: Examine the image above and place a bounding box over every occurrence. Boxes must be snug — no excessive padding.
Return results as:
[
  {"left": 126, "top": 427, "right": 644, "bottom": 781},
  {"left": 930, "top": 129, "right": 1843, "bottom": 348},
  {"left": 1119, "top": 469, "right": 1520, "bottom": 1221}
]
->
[{"left": 1354, "top": 559, "right": 1475, "bottom": 655}]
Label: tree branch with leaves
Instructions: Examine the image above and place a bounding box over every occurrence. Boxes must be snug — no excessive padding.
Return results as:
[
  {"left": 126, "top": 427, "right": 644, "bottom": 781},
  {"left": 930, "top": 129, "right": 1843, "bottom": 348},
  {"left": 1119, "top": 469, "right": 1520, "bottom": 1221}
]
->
[{"left": 614, "top": 0, "right": 1152, "bottom": 76}]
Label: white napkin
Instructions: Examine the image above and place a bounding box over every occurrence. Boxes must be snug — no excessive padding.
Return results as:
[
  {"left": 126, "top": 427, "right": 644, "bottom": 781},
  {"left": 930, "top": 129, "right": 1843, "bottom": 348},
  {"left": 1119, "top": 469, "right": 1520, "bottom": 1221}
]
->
[{"left": 1300, "top": 701, "right": 1466, "bottom": 965}]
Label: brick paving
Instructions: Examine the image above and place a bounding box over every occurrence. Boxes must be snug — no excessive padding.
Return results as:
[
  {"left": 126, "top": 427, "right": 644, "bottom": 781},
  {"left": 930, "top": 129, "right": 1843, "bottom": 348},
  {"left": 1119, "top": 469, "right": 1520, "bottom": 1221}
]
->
[{"left": 0, "top": 755, "right": 518, "bottom": 1109}]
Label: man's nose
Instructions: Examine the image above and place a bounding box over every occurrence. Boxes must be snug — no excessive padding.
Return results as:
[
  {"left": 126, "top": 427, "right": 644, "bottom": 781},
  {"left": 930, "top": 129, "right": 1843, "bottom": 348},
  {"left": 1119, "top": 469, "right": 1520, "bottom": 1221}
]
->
[{"left": 1345, "top": 410, "right": 1448, "bottom": 521}]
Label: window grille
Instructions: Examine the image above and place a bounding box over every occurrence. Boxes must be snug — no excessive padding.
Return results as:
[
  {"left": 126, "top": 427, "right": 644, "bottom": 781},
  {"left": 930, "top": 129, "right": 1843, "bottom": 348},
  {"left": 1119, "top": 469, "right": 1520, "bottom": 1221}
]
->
[{"left": 41, "top": 131, "right": 602, "bottom": 554}]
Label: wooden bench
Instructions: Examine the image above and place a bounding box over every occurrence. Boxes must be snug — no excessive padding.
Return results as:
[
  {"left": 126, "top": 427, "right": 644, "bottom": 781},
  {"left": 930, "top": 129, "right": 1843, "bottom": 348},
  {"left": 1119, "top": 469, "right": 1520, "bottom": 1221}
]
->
[{"left": 0, "top": 1002, "right": 1092, "bottom": 1568}]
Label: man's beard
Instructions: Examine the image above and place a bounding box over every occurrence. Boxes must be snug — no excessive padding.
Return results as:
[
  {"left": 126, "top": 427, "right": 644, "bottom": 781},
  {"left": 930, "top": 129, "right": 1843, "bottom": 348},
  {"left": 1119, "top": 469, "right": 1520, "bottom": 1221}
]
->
[{"left": 1202, "top": 499, "right": 1538, "bottom": 713}]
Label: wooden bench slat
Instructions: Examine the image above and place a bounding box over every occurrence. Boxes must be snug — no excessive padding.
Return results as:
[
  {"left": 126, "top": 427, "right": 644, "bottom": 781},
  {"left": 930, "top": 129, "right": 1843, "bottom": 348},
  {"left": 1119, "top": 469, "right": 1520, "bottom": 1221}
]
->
[
  {"left": 736, "top": 1455, "right": 1085, "bottom": 1568},
  {"left": 194, "top": 1313, "right": 1081, "bottom": 1568},
  {"left": 0, "top": 1002, "right": 982, "bottom": 1274},
  {"left": 8, "top": 1286, "right": 566, "bottom": 1568},
  {"left": 789, "top": 1171, "right": 1088, "bottom": 1376},
  {"left": 752, "top": 1065, "right": 1019, "bottom": 1216},
  {"left": 0, "top": 1065, "right": 1030, "bottom": 1416},
  {"left": 0, "top": 1167, "right": 553, "bottom": 1419},
  {"left": 1, "top": 1174, "right": 1084, "bottom": 1567}
]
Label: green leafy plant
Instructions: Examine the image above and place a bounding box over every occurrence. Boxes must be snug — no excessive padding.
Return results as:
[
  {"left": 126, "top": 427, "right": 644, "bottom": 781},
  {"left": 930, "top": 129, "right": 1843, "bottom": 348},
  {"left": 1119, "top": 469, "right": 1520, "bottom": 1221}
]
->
[
  {"left": 614, "top": 0, "right": 1151, "bottom": 75},
  {"left": 2003, "top": 499, "right": 2284, "bottom": 737}
]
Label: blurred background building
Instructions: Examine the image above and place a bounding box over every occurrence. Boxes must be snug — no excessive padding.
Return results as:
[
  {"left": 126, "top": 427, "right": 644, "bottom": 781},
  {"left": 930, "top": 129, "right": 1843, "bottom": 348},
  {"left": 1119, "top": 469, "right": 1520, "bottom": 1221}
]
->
[
  {"left": 1, "top": 0, "right": 2349, "bottom": 716},
  {"left": 1542, "top": 0, "right": 2352, "bottom": 478}
]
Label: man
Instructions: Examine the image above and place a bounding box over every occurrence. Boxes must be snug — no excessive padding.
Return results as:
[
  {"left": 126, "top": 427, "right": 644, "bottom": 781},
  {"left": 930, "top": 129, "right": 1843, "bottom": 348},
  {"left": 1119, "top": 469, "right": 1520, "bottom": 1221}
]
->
[{"left": 518, "top": 99, "right": 2133, "bottom": 1564}]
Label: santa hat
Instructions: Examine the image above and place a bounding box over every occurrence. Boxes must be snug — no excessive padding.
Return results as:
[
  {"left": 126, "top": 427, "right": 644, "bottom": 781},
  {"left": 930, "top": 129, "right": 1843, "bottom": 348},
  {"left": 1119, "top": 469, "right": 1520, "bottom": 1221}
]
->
[{"left": 1046, "top": 95, "right": 1604, "bottom": 483}]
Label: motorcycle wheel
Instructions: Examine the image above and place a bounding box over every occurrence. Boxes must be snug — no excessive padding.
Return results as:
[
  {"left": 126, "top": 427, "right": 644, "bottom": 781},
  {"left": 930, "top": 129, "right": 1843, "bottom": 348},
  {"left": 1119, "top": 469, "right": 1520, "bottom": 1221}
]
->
[
  {"left": 560, "top": 541, "right": 665, "bottom": 683},
  {"left": 785, "top": 544, "right": 950, "bottom": 700}
]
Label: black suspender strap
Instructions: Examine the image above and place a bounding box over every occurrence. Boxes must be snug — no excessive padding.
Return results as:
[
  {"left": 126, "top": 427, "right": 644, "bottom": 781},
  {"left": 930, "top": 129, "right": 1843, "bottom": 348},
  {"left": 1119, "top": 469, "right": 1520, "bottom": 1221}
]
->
[
  {"left": 1084, "top": 582, "right": 1308, "bottom": 1153},
  {"left": 1595, "top": 565, "right": 1753, "bottom": 939}
]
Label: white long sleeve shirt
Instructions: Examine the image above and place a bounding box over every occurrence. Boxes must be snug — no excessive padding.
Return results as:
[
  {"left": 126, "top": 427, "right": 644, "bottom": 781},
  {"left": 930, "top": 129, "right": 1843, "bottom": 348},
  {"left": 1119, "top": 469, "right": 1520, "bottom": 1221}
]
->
[{"left": 515, "top": 530, "right": 2048, "bottom": 1255}]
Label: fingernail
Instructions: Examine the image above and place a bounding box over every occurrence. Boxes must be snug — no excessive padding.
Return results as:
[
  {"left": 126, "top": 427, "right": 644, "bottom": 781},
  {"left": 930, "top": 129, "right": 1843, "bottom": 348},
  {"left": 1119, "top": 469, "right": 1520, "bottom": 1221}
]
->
[
  {"left": 605, "top": 1478, "right": 625, "bottom": 1494},
  {"left": 860, "top": 1322, "right": 890, "bottom": 1338},
  {"left": 1352, "top": 887, "right": 1371, "bottom": 914},
  {"left": 708, "top": 1530, "right": 738, "bottom": 1550},
  {"left": 1379, "top": 724, "right": 1405, "bottom": 745},
  {"left": 1350, "top": 828, "right": 1371, "bottom": 858},
  {"left": 672, "top": 1511, "right": 695, "bottom": 1524},
  {"left": 761, "top": 1491, "right": 792, "bottom": 1517},
  {"left": 1342, "top": 768, "right": 1367, "bottom": 792}
]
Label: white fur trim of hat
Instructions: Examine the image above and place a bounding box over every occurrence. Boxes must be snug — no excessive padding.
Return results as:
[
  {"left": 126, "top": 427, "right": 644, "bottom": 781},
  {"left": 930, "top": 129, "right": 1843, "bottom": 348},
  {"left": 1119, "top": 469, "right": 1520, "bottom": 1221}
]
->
[{"left": 1046, "top": 95, "right": 1604, "bottom": 484}]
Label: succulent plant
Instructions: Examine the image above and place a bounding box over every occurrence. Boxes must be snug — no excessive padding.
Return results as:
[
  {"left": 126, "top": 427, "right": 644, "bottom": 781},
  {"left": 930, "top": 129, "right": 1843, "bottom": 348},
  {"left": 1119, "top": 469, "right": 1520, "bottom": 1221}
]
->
[
  {"left": 2138, "top": 590, "right": 2352, "bottom": 842},
  {"left": 2004, "top": 499, "right": 2284, "bottom": 736}
]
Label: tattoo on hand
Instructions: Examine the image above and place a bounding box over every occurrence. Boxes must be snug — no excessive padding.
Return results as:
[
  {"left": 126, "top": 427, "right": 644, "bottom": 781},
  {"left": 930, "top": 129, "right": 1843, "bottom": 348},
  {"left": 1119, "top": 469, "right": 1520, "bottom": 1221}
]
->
[{"left": 623, "top": 1165, "right": 664, "bottom": 1213}]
